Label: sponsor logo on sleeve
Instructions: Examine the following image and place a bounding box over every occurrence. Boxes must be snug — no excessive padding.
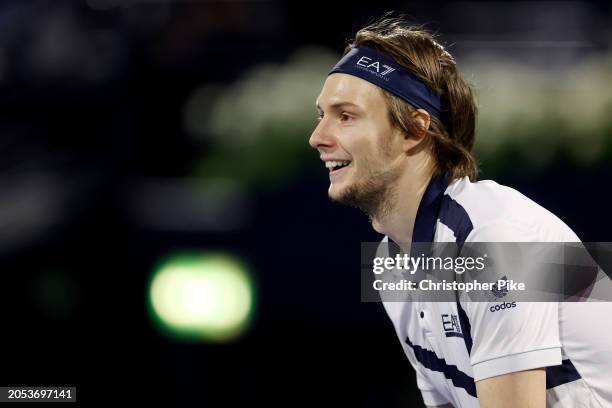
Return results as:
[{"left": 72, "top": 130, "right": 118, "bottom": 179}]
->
[
  {"left": 485, "top": 275, "right": 509, "bottom": 302},
  {"left": 489, "top": 302, "right": 517, "bottom": 312}
]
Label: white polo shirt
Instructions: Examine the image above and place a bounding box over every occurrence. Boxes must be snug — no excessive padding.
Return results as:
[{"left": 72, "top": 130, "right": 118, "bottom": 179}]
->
[{"left": 379, "top": 174, "right": 612, "bottom": 407}]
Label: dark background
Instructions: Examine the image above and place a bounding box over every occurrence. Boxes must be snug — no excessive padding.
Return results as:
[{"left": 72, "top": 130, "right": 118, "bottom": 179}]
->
[{"left": 1, "top": 0, "right": 611, "bottom": 406}]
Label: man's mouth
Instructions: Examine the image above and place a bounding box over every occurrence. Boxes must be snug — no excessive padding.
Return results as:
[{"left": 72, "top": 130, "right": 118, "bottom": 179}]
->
[{"left": 325, "top": 160, "right": 352, "bottom": 173}]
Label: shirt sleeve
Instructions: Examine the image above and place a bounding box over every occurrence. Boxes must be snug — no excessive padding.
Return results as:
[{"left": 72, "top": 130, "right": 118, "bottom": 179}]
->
[
  {"left": 462, "top": 300, "right": 561, "bottom": 381},
  {"left": 462, "top": 221, "right": 562, "bottom": 382}
]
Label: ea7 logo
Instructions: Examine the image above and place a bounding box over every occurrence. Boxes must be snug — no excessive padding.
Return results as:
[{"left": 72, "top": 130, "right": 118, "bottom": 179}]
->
[
  {"left": 441, "top": 313, "right": 463, "bottom": 338},
  {"left": 356, "top": 56, "right": 395, "bottom": 75}
]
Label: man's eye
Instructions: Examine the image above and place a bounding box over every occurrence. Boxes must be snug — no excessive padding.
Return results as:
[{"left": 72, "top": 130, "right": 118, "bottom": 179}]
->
[
  {"left": 340, "top": 113, "right": 353, "bottom": 122},
  {"left": 316, "top": 114, "right": 323, "bottom": 121}
]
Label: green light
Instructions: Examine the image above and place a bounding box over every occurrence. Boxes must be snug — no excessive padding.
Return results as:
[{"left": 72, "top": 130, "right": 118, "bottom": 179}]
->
[{"left": 148, "top": 253, "right": 254, "bottom": 342}]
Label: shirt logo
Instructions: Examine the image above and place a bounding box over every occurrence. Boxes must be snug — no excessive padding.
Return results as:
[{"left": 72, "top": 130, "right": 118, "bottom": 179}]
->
[
  {"left": 489, "top": 301, "right": 517, "bottom": 312},
  {"left": 485, "top": 275, "right": 509, "bottom": 301},
  {"left": 441, "top": 313, "right": 463, "bottom": 338}
]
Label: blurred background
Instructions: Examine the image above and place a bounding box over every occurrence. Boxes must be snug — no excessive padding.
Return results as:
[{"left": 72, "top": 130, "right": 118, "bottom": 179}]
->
[{"left": 1, "top": 0, "right": 611, "bottom": 405}]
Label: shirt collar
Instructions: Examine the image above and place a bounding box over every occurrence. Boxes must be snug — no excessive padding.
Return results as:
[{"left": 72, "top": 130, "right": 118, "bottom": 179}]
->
[{"left": 411, "top": 172, "right": 449, "bottom": 243}]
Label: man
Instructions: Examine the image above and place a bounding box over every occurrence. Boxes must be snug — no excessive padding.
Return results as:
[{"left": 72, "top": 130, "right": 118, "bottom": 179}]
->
[{"left": 309, "top": 16, "right": 612, "bottom": 408}]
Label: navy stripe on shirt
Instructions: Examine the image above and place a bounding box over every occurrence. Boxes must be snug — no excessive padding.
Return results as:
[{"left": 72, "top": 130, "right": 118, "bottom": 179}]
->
[
  {"left": 407, "top": 174, "right": 478, "bottom": 398},
  {"left": 546, "top": 359, "right": 582, "bottom": 389},
  {"left": 456, "top": 301, "right": 473, "bottom": 356},
  {"left": 438, "top": 195, "right": 474, "bottom": 249},
  {"left": 405, "top": 335, "right": 478, "bottom": 398}
]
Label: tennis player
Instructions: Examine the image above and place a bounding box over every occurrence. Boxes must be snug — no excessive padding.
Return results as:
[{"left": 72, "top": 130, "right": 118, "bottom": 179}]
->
[{"left": 309, "top": 16, "right": 612, "bottom": 408}]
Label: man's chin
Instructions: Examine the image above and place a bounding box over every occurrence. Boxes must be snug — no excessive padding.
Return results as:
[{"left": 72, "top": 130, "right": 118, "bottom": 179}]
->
[
  {"left": 328, "top": 183, "right": 349, "bottom": 203},
  {"left": 328, "top": 183, "right": 363, "bottom": 209},
  {"left": 327, "top": 178, "right": 390, "bottom": 221}
]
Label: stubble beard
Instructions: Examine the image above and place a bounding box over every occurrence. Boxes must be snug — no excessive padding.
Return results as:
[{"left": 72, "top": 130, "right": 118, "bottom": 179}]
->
[{"left": 330, "top": 162, "right": 402, "bottom": 223}]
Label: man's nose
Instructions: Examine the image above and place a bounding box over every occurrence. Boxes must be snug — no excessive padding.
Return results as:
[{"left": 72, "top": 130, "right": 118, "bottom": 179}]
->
[{"left": 309, "top": 120, "right": 334, "bottom": 150}]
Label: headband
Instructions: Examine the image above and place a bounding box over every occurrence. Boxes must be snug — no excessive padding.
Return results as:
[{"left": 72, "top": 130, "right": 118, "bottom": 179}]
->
[{"left": 328, "top": 46, "right": 443, "bottom": 120}]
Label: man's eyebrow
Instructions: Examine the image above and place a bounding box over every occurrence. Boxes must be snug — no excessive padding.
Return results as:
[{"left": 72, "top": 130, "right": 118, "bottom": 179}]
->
[{"left": 316, "top": 101, "right": 363, "bottom": 111}]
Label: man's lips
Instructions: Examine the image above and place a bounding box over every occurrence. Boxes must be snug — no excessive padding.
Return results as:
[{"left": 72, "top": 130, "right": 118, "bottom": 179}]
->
[
  {"left": 330, "top": 163, "right": 349, "bottom": 172},
  {"left": 329, "top": 162, "right": 352, "bottom": 178},
  {"left": 324, "top": 159, "right": 352, "bottom": 172}
]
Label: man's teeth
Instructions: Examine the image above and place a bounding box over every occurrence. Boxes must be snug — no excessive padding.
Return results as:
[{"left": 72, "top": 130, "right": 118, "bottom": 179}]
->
[{"left": 325, "top": 160, "right": 351, "bottom": 169}]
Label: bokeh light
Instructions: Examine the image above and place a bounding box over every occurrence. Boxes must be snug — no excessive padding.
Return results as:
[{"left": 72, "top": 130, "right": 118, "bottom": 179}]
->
[{"left": 148, "top": 252, "right": 255, "bottom": 342}]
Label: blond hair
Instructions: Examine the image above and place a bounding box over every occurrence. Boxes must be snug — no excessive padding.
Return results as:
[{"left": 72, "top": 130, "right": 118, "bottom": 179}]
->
[{"left": 347, "top": 15, "right": 479, "bottom": 181}]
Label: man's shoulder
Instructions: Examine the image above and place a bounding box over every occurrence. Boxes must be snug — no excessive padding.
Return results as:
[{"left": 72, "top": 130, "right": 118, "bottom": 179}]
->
[{"left": 443, "top": 177, "right": 579, "bottom": 242}]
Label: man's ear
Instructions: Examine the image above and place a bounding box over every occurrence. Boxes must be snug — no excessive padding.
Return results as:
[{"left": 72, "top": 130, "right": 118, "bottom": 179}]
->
[
  {"left": 401, "top": 108, "right": 431, "bottom": 153},
  {"left": 411, "top": 108, "right": 430, "bottom": 138}
]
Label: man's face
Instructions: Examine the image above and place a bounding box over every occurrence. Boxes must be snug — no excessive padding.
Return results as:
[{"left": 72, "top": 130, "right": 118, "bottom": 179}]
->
[{"left": 309, "top": 73, "right": 404, "bottom": 216}]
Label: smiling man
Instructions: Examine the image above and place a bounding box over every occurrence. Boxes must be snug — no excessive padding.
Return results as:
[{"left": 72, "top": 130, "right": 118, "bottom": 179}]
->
[{"left": 309, "top": 16, "right": 612, "bottom": 408}]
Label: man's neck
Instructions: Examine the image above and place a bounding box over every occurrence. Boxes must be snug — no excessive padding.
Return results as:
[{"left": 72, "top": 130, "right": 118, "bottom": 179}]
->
[{"left": 371, "top": 163, "right": 434, "bottom": 247}]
